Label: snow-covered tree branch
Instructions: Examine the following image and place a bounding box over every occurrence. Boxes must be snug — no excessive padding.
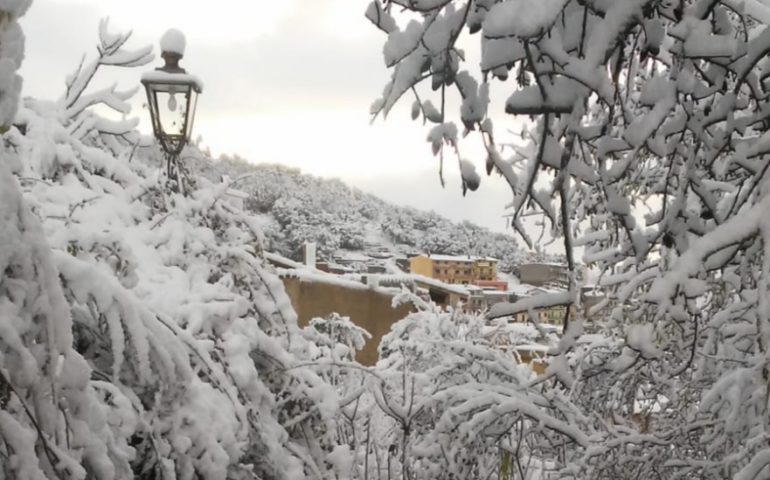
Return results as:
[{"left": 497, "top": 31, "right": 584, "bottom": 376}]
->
[
  {"left": 60, "top": 18, "right": 153, "bottom": 140},
  {"left": 1, "top": 10, "right": 352, "bottom": 479},
  {"left": 368, "top": 0, "right": 770, "bottom": 477}
]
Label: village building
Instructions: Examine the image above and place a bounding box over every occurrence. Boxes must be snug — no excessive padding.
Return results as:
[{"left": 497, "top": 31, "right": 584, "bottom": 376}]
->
[{"left": 408, "top": 253, "right": 499, "bottom": 286}]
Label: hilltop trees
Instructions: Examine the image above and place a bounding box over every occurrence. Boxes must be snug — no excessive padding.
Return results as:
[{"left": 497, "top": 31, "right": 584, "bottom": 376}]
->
[
  {"left": 199, "top": 157, "right": 527, "bottom": 267},
  {"left": 368, "top": 0, "right": 770, "bottom": 477}
]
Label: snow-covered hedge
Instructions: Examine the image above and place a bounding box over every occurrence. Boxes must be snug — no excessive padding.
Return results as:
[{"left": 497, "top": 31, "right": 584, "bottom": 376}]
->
[{"left": 1, "top": 16, "right": 346, "bottom": 480}]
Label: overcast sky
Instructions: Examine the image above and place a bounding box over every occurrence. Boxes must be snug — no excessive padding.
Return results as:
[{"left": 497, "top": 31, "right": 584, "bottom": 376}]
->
[{"left": 19, "top": 0, "right": 523, "bottom": 235}]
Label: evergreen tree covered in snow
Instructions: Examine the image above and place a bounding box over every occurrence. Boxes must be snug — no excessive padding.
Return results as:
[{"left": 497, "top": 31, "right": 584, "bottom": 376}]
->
[
  {"left": 368, "top": 0, "right": 770, "bottom": 477},
  {"left": 2, "top": 14, "right": 348, "bottom": 480}
]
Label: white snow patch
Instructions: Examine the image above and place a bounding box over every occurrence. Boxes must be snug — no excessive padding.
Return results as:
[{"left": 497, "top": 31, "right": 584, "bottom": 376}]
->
[
  {"left": 160, "top": 28, "right": 186, "bottom": 55},
  {"left": 626, "top": 324, "right": 661, "bottom": 359},
  {"left": 483, "top": 0, "right": 568, "bottom": 39}
]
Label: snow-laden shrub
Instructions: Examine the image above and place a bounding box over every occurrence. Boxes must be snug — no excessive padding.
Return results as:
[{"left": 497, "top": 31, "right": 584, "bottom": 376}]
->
[
  {"left": 333, "top": 292, "right": 557, "bottom": 480},
  {"left": 2, "top": 15, "right": 347, "bottom": 480}
]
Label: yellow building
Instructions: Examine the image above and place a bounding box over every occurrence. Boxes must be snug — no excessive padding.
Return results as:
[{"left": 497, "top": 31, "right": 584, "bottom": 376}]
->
[
  {"left": 473, "top": 258, "right": 497, "bottom": 281},
  {"left": 409, "top": 254, "right": 498, "bottom": 285}
]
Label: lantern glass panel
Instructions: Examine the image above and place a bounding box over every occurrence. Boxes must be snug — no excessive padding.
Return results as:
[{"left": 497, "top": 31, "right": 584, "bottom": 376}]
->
[
  {"left": 156, "top": 90, "right": 187, "bottom": 137},
  {"left": 147, "top": 82, "right": 192, "bottom": 138},
  {"left": 185, "top": 90, "right": 199, "bottom": 140}
]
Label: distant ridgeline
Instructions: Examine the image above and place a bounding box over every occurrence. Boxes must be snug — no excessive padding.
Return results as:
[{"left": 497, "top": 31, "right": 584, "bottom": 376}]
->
[{"left": 192, "top": 153, "right": 561, "bottom": 272}]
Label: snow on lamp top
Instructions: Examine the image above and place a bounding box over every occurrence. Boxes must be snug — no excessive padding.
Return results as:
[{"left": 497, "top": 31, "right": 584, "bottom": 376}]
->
[
  {"left": 160, "top": 28, "right": 186, "bottom": 56},
  {"left": 141, "top": 27, "right": 202, "bottom": 93}
]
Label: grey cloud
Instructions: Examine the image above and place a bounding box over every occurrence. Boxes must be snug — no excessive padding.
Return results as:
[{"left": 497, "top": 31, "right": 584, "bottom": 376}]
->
[
  {"left": 20, "top": 0, "right": 391, "bottom": 116},
  {"left": 191, "top": 22, "right": 389, "bottom": 114},
  {"left": 19, "top": 0, "right": 106, "bottom": 99}
]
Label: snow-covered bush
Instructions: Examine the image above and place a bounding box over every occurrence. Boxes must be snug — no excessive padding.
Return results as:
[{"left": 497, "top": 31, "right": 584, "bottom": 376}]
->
[
  {"left": 2, "top": 15, "right": 347, "bottom": 479},
  {"left": 357, "top": 295, "right": 552, "bottom": 480},
  {"left": 368, "top": 0, "right": 770, "bottom": 477},
  {"left": 301, "top": 313, "right": 371, "bottom": 476}
]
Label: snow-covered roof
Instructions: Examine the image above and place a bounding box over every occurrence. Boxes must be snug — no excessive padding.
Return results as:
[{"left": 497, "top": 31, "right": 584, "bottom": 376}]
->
[
  {"left": 424, "top": 254, "right": 474, "bottom": 262},
  {"left": 519, "top": 261, "right": 568, "bottom": 268},
  {"left": 334, "top": 251, "right": 372, "bottom": 262},
  {"left": 264, "top": 251, "right": 328, "bottom": 275},
  {"left": 279, "top": 269, "right": 405, "bottom": 297},
  {"left": 508, "top": 283, "right": 539, "bottom": 296},
  {"left": 414, "top": 253, "right": 499, "bottom": 263},
  {"left": 264, "top": 251, "right": 307, "bottom": 270},
  {"left": 371, "top": 273, "right": 471, "bottom": 296},
  {"left": 279, "top": 269, "right": 370, "bottom": 291},
  {"left": 497, "top": 272, "right": 520, "bottom": 284},
  {"left": 483, "top": 290, "right": 511, "bottom": 297},
  {"left": 374, "top": 274, "right": 416, "bottom": 286}
]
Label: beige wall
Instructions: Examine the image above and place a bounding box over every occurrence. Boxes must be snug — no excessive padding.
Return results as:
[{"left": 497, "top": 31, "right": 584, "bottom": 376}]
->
[
  {"left": 409, "top": 255, "right": 434, "bottom": 277},
  {"left": 281, "top": 277, "right": 413, "bottom": 366}
]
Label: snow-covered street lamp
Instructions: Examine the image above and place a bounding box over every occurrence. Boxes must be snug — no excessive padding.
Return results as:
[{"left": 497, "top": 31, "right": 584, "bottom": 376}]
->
[{"left": 141, "top": 29, "right": 202, "bottom": 191}]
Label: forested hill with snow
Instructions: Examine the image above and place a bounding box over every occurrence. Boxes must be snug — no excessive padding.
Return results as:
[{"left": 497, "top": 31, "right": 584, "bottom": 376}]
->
[{"left": 191, "top": 153, "right": 544, "bottom": 272}]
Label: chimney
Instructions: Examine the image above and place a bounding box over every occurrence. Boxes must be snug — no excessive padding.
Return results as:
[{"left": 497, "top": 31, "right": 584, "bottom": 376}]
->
[{"left": 303, "top": 242, "right": 316, "bottom": 268}]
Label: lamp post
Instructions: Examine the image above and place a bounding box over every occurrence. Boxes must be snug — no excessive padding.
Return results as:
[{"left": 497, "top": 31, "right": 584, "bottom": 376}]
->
[{"left": 141, "top": 29, "right": 202, "bottom": 193}]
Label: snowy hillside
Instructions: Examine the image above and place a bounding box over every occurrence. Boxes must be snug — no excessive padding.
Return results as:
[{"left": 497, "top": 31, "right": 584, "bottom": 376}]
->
[{"left": 190, "top": 153, "right": 551, "bottom": 272}]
